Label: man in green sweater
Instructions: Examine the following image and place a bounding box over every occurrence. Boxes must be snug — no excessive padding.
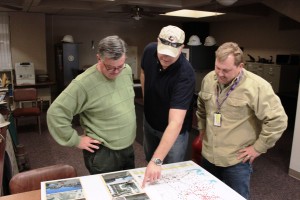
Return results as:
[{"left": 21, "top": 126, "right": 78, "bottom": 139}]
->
[{"left": 47, "top": 35, "right": 136, "bottom": 174}]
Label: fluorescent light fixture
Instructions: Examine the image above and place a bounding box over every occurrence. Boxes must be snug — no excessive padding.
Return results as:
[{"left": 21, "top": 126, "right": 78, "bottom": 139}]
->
[{"left": 162, "top": 9, "right": 225, "bottom": 18}]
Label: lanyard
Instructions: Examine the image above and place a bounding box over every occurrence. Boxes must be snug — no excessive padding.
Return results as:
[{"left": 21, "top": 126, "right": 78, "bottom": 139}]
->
[{"left": 216, "top": 70, "right": 243, "bottom": 113}]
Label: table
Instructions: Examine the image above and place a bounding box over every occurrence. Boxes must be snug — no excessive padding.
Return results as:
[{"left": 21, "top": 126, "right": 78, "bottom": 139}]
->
[
  {"left": 0, "top": 190, "right": 39, "bottom": 200},
  {"left": 1, "top": 161, "right": 245, "bottom": 200}
]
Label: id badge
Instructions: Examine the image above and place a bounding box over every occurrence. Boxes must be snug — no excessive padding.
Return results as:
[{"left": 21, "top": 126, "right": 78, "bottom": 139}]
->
[{"left": 214, "top": 112, "right": 222, "bottom": 127}]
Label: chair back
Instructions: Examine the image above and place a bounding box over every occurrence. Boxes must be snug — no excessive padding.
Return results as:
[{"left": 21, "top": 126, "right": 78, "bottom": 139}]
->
[
  {"left": 12, "top": 88, "right": 42, "bottom": 134},
  {"left": 9, "top": 164, "right": 77, "bottom": 194},
  {"left": 13, "top": 88, "right": 38, "bottom": 102}
]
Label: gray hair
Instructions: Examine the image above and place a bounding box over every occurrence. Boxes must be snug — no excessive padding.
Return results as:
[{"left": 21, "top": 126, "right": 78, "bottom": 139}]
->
[
  {"left": 97, "top": 35, "right": 127, "bottom": 60},
  {"left": 215, "top": 42, "right": 244, "bottom": 66}
]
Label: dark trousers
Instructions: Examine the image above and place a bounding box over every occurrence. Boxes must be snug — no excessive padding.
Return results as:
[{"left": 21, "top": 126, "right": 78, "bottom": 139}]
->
[{"left": 83, "top": 144, "right": 135, "bottom": 174}]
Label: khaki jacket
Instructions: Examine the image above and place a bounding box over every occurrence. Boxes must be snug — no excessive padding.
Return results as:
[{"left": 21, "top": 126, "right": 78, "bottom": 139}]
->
[{"left": 196, "top": 69, "right": 288, "bottom": 167}]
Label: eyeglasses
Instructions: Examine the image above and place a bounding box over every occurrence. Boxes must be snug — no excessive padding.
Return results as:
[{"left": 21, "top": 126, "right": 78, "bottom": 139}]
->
[
  {"left": 159, "top": 37, "right": 183, "bottom": 48},
  {"left": 103, "top": 62, "right": 125, "bottom": 72}
]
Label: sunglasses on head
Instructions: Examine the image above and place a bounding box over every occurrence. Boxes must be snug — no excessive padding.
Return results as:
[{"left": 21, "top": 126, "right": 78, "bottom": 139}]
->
[{"left": 159, "top": 37, "right": 183, "bottom": 48}]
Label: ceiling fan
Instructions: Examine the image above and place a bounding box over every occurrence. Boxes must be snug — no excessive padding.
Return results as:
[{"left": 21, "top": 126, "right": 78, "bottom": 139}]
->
[{"left": 108, "top": 5, "right": 163, "bottom": 21}]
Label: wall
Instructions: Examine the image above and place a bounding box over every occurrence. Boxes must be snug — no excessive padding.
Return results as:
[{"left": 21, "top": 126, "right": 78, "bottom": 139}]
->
[
  {"left": 8, "top": 11, "right": 300, "bottom": 80},
  {"left": 289, "top": 82, "right": 300, "bottom": 180},
  {"left": 8, "top": 12, "right": 47, "bottom": 74},
  {"left": 210, "top": 12, "right": 300, "bottom": 62},
  {"left": 8, "top": 12, "right": 49, "bottom": 104},
  {"left": 45, "top": 15, "right": 181, "bottom": 82}
]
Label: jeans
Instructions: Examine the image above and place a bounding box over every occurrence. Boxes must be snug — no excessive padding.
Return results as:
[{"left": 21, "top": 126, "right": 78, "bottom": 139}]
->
[
  {"left": 201, "top": 158, "right": 252, "bottom": 200},
  {"left": 143, "top": 117, "right": 189, "bottom": 164}
]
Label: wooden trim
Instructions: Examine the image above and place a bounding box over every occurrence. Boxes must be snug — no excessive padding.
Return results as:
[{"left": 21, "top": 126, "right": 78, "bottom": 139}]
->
[{"left": 288, "top": 168, "right": 300, "bottom": 180}]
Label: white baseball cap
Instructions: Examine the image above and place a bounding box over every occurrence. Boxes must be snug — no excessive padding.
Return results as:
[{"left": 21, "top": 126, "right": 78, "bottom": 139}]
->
[{"left": 157, "top": 25, "right": 185, "bottom": 57}]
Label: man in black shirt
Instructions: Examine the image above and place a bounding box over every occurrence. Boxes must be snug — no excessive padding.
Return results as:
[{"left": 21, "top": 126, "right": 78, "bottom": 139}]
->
[{"left": 140, "top": 25, "right": 195, "bottom": 187}]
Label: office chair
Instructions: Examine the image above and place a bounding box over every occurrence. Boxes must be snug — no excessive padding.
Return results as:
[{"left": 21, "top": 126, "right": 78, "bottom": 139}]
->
[
  {"left": 9, "top": 164, "right": 77, "bottom": 194},
  {"left": 12, "top": 88, "right": 42, "bottom": 135}
]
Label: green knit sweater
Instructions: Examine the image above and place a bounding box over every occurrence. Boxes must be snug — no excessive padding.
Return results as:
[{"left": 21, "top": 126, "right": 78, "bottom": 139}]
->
[{"left": 47, "top": 64, "right": 136, "bottom": 150}]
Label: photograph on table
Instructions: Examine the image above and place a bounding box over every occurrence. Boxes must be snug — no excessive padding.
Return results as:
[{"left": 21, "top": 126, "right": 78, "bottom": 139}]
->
[
  {"left": 101, "top": 171, "right": 149, "bottom": 199},
  {"left": 44, "top": 178, "right": 85, "bottom": 200}
]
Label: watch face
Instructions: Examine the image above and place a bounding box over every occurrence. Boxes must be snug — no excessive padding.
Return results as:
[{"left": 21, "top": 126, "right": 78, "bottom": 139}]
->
[
  {"left": 156, "top": 159, "right": 162, "bottom": 164},
  {"left": 152, "top": 158, "right": 163, "bottom": 165}
]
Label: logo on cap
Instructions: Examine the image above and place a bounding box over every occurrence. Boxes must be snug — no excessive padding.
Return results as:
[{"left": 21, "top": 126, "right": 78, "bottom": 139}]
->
[{"left": 169, "top": 36, "right": 175, "bottom": 42}]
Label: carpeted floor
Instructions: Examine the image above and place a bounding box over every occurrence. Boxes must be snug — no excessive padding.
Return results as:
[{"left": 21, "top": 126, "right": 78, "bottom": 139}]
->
[{"left": 15, "top": 113, "right": 300, "bottom": 200}]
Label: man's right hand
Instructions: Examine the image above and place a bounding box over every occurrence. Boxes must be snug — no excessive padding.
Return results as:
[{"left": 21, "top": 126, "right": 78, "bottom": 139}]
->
[{"left": 77, "top": 135, "right": 101, "bottom": 152}]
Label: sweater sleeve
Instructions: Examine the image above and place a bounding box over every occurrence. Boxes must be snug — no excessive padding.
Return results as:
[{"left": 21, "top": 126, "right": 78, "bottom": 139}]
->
[{"left": 46, "top": 81, "right": 85, "bottom": 147}]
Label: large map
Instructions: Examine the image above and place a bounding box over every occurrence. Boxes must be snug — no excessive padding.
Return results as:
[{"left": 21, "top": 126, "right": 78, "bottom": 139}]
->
[
  {"left": 41, "top": 161, "right": 245, "bottom": 200},
  {"left": 131, "top": 161, "right": 244, "bottom": 200}
]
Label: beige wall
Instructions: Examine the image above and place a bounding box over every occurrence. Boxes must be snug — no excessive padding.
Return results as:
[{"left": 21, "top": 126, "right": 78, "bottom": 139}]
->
[
  {"left": 7, "top": 12, "right": 300, "bottom": 79},
  {"left": 210, "top": 12, "right": 300, "bottom": 62},
  {"left": 45, "top": 15, "right": 181, "bottom": 81},
  {"left": 9, "top": 12, "right": 47, "bottom": 74}
]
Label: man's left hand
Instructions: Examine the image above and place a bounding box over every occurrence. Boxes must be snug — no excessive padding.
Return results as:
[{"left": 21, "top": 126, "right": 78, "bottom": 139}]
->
[{"left": 238, "top": 146, "right": 261, "bottom": 164}]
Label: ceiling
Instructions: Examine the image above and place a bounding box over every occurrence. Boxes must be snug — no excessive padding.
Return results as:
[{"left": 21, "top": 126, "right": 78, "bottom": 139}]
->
[{"left": 0, "top": 0, "right": 299, "bottom": 22}]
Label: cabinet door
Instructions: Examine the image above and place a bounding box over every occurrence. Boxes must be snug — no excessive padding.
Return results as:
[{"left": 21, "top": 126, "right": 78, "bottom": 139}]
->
[
  {"left": 263, "top": 64, "right": 281, "bottom": 93},
  {"left": 55, "top": 43, "right": 79, "bottom": 94},
  {"left": 245, "top": 63, "right": 264, "bottom": 77},
  {"left": 62, "top": 43, "right": 79, "bottom": 86}
]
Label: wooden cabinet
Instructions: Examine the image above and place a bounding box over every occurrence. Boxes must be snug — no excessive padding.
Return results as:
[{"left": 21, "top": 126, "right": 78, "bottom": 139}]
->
[{"left": 55, "top": 43, "right": 79, "bottom": 95}]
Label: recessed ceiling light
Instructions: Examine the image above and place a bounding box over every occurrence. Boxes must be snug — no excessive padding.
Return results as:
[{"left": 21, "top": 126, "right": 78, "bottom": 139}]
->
[{"left": 162, "top": 9, "right": 225, "bottom": 18}]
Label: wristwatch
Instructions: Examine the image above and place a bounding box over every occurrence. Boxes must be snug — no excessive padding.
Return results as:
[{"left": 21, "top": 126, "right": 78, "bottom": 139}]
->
[{"left": 151, "top": 158, "right": 163, "bottom": 166}]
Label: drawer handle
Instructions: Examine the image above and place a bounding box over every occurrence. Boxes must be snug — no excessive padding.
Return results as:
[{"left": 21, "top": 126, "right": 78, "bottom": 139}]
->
[{"left": 0, "top": 134, "right": 5, "bottom": 143}]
